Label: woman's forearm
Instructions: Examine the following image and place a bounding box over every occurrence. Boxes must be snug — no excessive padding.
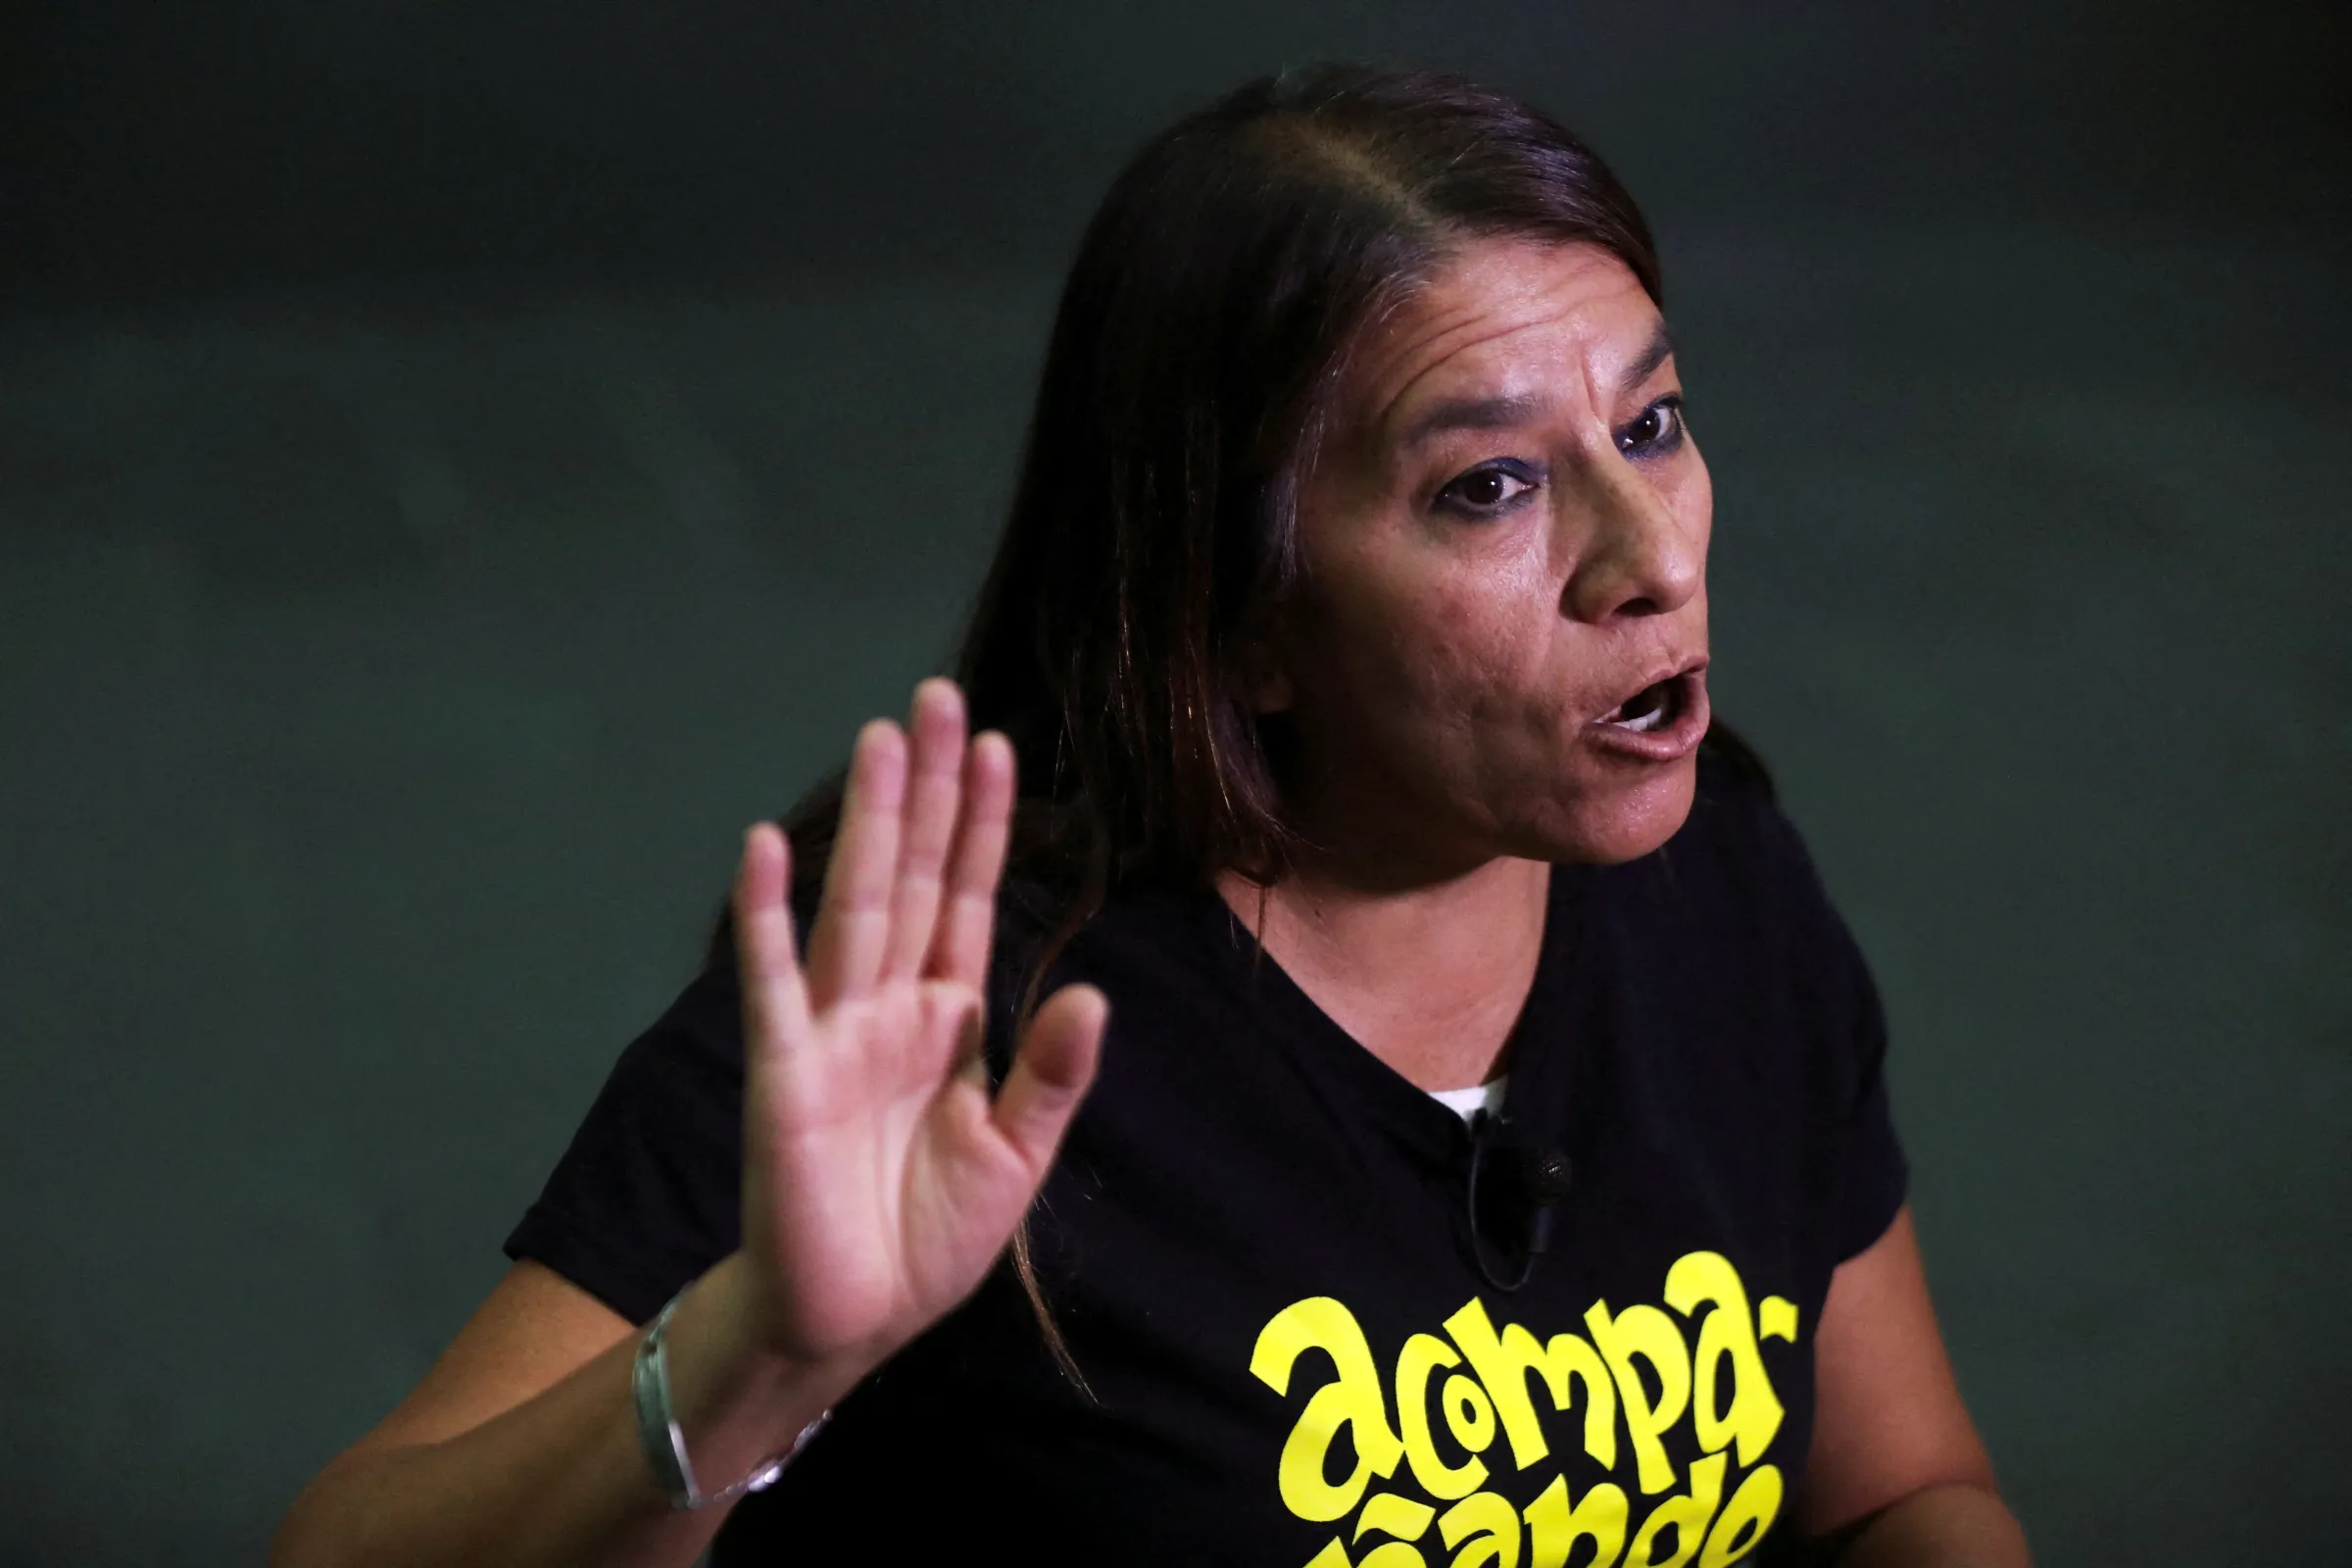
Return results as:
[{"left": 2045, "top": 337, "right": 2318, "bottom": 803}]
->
[
  {"left": 1837, "top": 1481, "right": 2032, "bottom": 1568},
  {"left": 270, "top": 1252, "right": 860, "bottom": 1568}
]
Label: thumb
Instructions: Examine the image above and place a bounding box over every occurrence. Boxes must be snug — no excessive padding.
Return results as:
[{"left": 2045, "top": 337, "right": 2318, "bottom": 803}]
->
[{"left": 991, "top": 982, "right": 1107, "bottom": 1178}]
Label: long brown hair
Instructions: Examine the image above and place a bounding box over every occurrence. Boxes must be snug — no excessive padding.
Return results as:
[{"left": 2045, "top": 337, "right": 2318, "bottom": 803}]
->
[{"left": 705, "top": 62, "right": 1769, "bottom": 1384}]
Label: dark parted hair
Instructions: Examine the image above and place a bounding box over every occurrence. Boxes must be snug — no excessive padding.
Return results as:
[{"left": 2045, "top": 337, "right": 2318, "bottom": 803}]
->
[{"left": 704, "top": 60, "right": 1769, "bottom": 1379}]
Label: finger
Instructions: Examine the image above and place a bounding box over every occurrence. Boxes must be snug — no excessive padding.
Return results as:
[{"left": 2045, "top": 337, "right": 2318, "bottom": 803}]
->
[
  {"left": 879, "top": 678, "right": 968, "bottom": 984},
  {"left": 805, "top": 718, "right": 906, "bottom": 1006},
  {"left": 927, "top": 728, "right": 1016, "bottom": 989},
  {"left": 733, "top": 823, "right": 813, "bottom": 1051},
  {"left": 991, "top": 982, "right": 1107, "bottom": 1179}
]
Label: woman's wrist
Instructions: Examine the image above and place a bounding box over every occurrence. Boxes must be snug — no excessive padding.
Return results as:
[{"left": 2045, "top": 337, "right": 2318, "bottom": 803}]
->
[{"left": 646, "top": 1252, "right": 870, "bottom": 1503}]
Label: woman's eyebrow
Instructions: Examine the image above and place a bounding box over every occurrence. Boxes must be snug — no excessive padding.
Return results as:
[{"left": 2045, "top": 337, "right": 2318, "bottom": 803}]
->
[
  {"left": 1394, "top": 393, "right": 1548, "bottom": 452},
  {"left": 1618, "top": 321, "right": 1677, "bottom": 396},
  {"left": 1391, "top": 325, "right": 1679, "bottom": 453}
]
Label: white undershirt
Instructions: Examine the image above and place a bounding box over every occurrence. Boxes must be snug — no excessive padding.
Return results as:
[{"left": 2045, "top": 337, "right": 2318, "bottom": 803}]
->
[{"left": 1427, "top": 1074, "right": 1509, "bottom": 1123}]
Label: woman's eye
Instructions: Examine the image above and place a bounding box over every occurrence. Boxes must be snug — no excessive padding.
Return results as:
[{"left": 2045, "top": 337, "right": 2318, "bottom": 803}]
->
[
  {"left": 1618, "top": 394, "right": 1687, "bottom": 456},
  {"left": 1435, "top": 463, "right": 1540, "bottom": 516}
]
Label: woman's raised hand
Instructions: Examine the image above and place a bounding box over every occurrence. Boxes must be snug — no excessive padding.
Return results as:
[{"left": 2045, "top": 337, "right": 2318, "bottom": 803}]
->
[{"left": 729, "top": 678, "right": 1107, "bottom": 1376}]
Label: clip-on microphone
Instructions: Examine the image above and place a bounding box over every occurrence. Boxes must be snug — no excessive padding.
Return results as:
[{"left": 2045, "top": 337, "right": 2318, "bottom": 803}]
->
[{"left": 1466, "top": 1108, "right": 1575, "bottom": 1292}]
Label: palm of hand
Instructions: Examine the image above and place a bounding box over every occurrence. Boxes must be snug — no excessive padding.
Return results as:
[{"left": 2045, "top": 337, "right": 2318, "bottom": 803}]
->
[{"left": 730, "top": 681, "right": 1105, "bottom": 1371}]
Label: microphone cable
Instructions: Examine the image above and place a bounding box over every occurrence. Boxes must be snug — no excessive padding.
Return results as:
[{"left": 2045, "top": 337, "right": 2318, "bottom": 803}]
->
[{"left": 1465, "top": 1108, "right": 1575, "bottom": 1292}]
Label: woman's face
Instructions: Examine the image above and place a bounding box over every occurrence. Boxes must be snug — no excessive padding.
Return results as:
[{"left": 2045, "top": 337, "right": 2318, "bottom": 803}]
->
[{"left": 1252, "top": 237, "right": 1713, "bottom": 877}]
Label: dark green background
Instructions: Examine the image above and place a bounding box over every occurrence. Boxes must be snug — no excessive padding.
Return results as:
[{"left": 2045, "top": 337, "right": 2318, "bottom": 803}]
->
[{"left": 1, "top": 4, "right": 2344, "bottom": 1562}]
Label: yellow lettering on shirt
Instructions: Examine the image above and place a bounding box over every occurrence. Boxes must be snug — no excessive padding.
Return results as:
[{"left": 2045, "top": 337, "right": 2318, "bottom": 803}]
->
[
  {"left": 1444, "top": 1298, "right": 1619, "bottom": 1473},
  {"left": 1523, "top": 1474, "right": 1630, "bottom": 1568},
  {"left": 1582, "top": 1300, "right": 1691, "bottom": 1496},
  {"left": 1396, "top": 1333, "right": 1491, "bottom": 1499},
  {"left": 1662, "top": 1252, "right": 1785, "bottom": 1466},
  {"left": 1251, "top": 1297, "right": 1408, "bottom": 1522},
  {"left": 1264, "top": 1253, "right": 1798, "bottom": 1568}
]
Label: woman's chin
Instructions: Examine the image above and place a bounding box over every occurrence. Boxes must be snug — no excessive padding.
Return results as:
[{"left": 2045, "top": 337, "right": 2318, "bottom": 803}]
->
[{"left": 1526, "top": 757, "right": 1697, "bottom": 865}]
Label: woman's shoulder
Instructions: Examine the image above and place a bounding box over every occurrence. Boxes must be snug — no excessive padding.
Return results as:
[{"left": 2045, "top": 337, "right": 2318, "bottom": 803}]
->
[
  {"left": 1598, "top": 738, "right": 1855, "bottom": 964},
  {"left": 1663, "top": 739, "right": 1809, "bottom": 882},
  {"left": 983, "top": 869, "right": 1227, "bottom": 1015}
]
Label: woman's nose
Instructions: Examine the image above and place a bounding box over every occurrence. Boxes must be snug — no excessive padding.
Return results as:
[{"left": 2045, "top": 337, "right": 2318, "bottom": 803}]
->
[{"left": 1557, "top": 456, "right": 1704, "bottom": 624}]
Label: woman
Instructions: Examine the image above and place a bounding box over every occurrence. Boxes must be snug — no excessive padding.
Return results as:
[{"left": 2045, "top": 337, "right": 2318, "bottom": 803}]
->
[{"left": 273, "top": 65, "right": 2029, "bottom": 1568}]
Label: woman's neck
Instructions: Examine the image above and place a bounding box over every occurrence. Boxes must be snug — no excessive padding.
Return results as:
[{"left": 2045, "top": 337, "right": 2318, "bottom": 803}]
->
[{"left": 1211, "top": 851, "right": 1550, "bottom": 1092}]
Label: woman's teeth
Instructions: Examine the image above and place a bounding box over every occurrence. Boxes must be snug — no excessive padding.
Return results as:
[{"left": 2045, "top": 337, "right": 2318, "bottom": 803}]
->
[{"left": 1605, "top": 679, "right": 1673, "bottom": 732}]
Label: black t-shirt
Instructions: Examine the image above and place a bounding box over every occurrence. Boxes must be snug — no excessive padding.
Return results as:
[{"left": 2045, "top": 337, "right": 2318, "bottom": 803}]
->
[{"left": 505, "top": 754, "right": 1907, "bottom": 1567}]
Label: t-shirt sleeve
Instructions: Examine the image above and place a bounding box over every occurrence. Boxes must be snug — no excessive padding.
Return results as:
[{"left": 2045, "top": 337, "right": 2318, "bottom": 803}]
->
[
  {"left": 502, "top": 955, "right": 750, "bottom": 1327},
  {"left": 1815, "top": 907, "right": 1909, "bottom": 1263},
  {"left": 1739, "top": 775, "right": 1911, "bottom": 1267}
]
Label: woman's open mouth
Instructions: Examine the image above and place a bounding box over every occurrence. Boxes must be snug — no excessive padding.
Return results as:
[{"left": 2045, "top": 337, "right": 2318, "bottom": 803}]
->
[
  {"left": 1586, "top": 665, "right": 1710, "bottom": 760},
  {"left": 1598, "top": 676, "right": 1680, "bottom": 733}
]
